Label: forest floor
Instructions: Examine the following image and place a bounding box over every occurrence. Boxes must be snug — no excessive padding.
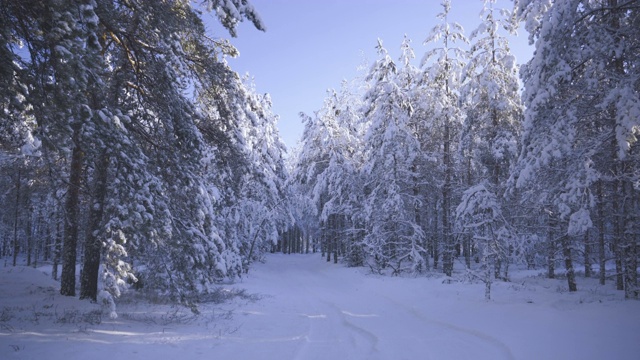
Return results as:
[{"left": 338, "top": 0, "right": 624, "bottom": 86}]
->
[{"left": 1, "top": 253, "right": 639, "bottom": 360}]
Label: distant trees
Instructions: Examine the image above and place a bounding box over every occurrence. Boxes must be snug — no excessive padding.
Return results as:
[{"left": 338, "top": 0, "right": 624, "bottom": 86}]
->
[
  {"left": 1, "top": 0, "right": 288, "bottom": 312},
  {"left": 291, "top": 78, "right": 365, "bottom": 265}
]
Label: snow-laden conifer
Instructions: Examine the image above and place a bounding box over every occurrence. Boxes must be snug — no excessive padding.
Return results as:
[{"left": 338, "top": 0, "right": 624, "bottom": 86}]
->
[
  {"left": 419, "top": 0, "right": 468, "bottom": 276},
  {"left": 512, "top": 0, "right": 639, "bottom": 295},
  {"left": 457, "top": 0, "right": 523, "bottom": 284},
  {"left": 360, "top": 39, "right": 426, "bottom": 274}
]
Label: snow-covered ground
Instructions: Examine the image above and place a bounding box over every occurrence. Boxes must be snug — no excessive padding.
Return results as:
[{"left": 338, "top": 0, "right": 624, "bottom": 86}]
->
[{"left": 1, "top": 254, "right": 639, "bottom": 360}]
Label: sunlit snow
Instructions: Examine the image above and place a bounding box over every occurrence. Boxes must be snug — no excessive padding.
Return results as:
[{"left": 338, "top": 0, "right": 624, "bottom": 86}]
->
[{"left": 2, "top": 254, "right": 639, "bottom": 360}]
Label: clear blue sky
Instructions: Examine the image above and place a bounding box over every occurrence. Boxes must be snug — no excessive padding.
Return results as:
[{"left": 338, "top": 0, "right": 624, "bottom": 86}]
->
[{"left": 205, "top": 0, "right": 533, "bottom": 149}]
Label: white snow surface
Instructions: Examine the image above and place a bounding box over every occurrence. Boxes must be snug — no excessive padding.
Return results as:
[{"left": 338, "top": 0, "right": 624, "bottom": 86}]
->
[{"left": 1, "top": 254, "right": 639, "bottom": 360}]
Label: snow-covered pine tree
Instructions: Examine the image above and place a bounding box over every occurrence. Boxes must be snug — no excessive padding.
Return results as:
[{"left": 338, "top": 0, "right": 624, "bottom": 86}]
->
[
  {"left": 321, "top": 83, "right": 366, "bottom": 265},
  {"left": 289, "top": 68, "right": 367, "bottom": 260},
  {"left": 456, "top": 0, "right": 523, "bottom": 284},
  {"left": 0, "top": 0, "right": 109, "bottom": 296},
  {"left": 219, "top": 77, "right": 290, "bottom": 267},
  {"left": 512, "top": 0, "right": 640, "bottom": 296},
  {"left": 360, "top": 38, "right": 425, "bottom": 274},
  {"left": 399, "top": 35, "right": 433, "bottom": 271},
  {"left": 462, "top": 0, "right": 521, "bottom": 190},
  {"left": 292, "top": 84, "right": 361, "bottom": 263},
  {"left": 1, "top": 0, "right": 272, "bottom": 311},
  {"left": 333, "top": 80, "right": 368, "bottom": 266},
  {"left": 456, "top": 183, "right": 510, "bottom": 299},
  {"left": 419, "top": 0, "right": 468, "bottom": 276},
  {"left": 316, "top": 91, "right": 349, "bottom": 263},
  {"left": 286, "top": 147, "right": 319, "bottom": 254},
  {"left": 292, "top": 110, "right": 331, "bottom": 256}
]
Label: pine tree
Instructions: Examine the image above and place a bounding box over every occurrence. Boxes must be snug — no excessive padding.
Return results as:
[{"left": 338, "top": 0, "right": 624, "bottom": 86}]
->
[
  {"left": 0, "top": 0, "right": 108, "bottom": 296},
  {"left": 360, "top": 39, "right": 425, "bottom": 274},
  {"left": 1, "top": 0, "right": 275, "bottom": 311},
  {"left": 513, "top": 0, "right": 640, "bottom": 295},
  {"left": 289, "top": 77, "right": 367, "bottom": 262},
  {"left": 456, "top": 0, "right": 523, "bottom": 285},
  {"left": 420, "top": 0, "right": 468, "bottom": 276}
]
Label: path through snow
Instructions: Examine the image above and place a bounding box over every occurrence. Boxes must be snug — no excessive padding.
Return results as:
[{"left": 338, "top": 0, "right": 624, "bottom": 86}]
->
[
  {"left": 228, "top": 254, "right": 513, "bottom": 360},
  {"left": 2, "top": 253, "right": 640, "bottom": 359}
]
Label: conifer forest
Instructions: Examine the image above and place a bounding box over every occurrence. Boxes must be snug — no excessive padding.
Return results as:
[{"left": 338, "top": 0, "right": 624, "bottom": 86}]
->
[{"left": 1, "top": 0, "right": 638, "bottom": 320}]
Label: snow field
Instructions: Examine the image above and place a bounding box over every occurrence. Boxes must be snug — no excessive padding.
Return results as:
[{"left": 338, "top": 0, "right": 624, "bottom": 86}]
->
[{"left": 1, "top": 254, "right": 639, "bottom": 360}]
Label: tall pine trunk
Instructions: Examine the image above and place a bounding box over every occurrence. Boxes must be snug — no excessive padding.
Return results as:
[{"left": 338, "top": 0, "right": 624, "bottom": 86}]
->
[
  {"left": 52, "top": 220, "right": 62, "bottom": 280},
  {"left": 80, "top": 152, "right": 109, "bottom": 301},
  {"left": 333, "top": 215, "right": 339, "bottom": 264},
  {"left": 432, "top": 200, "right": 440, "bottom": 270},
  {"left": 623, "top": 174, "right": 638, "bottom": 299},
  {"left": 584, "top": 232, "right": 592, "bottom": 278},
  {"left": 60, "top": 134, "right": 84, "bottom": 297},
  {"left": 12, "top": 167, "right": 21, "bottom": 267},
  {"left": 562, "top": 235, "right": 577, "bottom": 292},
  {"left": 614, "top": 177, "right": 624, "bottom": 291},
  {"left": 597, "top": 180, "right": 606, "bottom": 285},
  {"left": 547, "top": 212, "right": 556, "bottom": 279},
  {"left": 26, "top": 206, "right": 32, "bottom": 266},
  {"left": 442, "top": 122, "right": 453, "bottom": 277},
  {"left": 464, "top": 156, "right": 472, "bottom": 269},
  {"left": 608, "top": 0, "right": 626, "bottom": 293}
]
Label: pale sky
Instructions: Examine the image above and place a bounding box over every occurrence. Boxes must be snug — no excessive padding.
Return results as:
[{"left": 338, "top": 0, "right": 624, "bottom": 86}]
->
[{"left": 205, "top": 0, "right": 533, "bottom": 150}]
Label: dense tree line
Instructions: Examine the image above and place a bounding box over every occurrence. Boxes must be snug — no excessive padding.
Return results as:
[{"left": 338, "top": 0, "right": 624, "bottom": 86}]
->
[
  {"left": 290, "top": 0, "right": 639, "bottom": 300},
  {"left": 1, "top": 0, "right": 638, "bottom": 310},
  {"left": 0, "top": 0, "right": 290, "bottom": 314}
]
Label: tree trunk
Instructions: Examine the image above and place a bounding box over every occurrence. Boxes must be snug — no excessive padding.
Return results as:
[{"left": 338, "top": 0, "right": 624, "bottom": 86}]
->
[
  {"left": 1, "top": 214, "right": 8, "bottom": 258},
  {"left": 608, "top": 0, "right": 625, "bottom": 292},
  {"left": 547, "top": 213, "right": 556, "bottom": 279},
  {"left": 463, "top": 155, "right": 473, "bottom": 269},
  {"left": 562, "top": 235, "right": 577, "bottom": 292},
  {"left": 433, "top": 201, "right": 439, "bottom": 270},
  {"left": 502, "top": 248, "right": 510, "bottom": 282},
  {"left": 52, "top": 219, "right": 62, "bottom": 280},
  {"left": 623, "top": 177, "right": 638, "bottom": 299},
  {"left": 33, "top": 209, "right": 43, "bottom": 268},
  {"left": 326, "top": 217, "right": 332, "bottom": 262},
  {"left": 485, "top": 253, "right": 493, "bottom": 301},
  {"left": 43, "top": 210, "right": 51, "bottom": 262},
  {"left": 597, "top": 180, "right": 606, "bottom": 285},
  {"left": 80, "top": 152, "right": 109, "bottom": 301},
  {"left": 333, "top": 215, "right": 340, "bottom": 263},
  {"left": 26, "top": 207, "right": 32, "bottom": 266},
  {"left": 463, "top": 236, "right": 471, "bottom": 269},
  {"left": 614, "top": 178, "right": 624, "bottom": 291},
  {"left": 12, "top": 167, "right": 21, "bottom": 267},
  {"left": 294, "top": 226, "right": 299, "bottom": 254},
  {"left": 584, "top": 232, "right": 592, "bottom": 278},
  {"left": 320, "top": 220, "right": 326, "bottom": 258},
  {"left": 60, "top": 139, "right": 84, "bottom": 297},
  {"left": 442, "top": 122, "right": 453, "bottom": 277},
  {"left": 305, "top": 231, "right": 309, "bottom": 254}
]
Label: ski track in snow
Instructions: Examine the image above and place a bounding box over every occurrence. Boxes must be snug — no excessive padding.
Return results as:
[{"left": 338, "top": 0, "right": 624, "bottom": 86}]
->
[
  {"left": 265, "top": 256, "right": 380, "bottom": 360},
  {"left": 324, "top": 301, "right": 379, "bottom": 357},
  {"left": 379, "top": 294, "right": 515, "bottom": 360},
  {"left": 239, "top": 254, "right": 513, "bottom": 360}
]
